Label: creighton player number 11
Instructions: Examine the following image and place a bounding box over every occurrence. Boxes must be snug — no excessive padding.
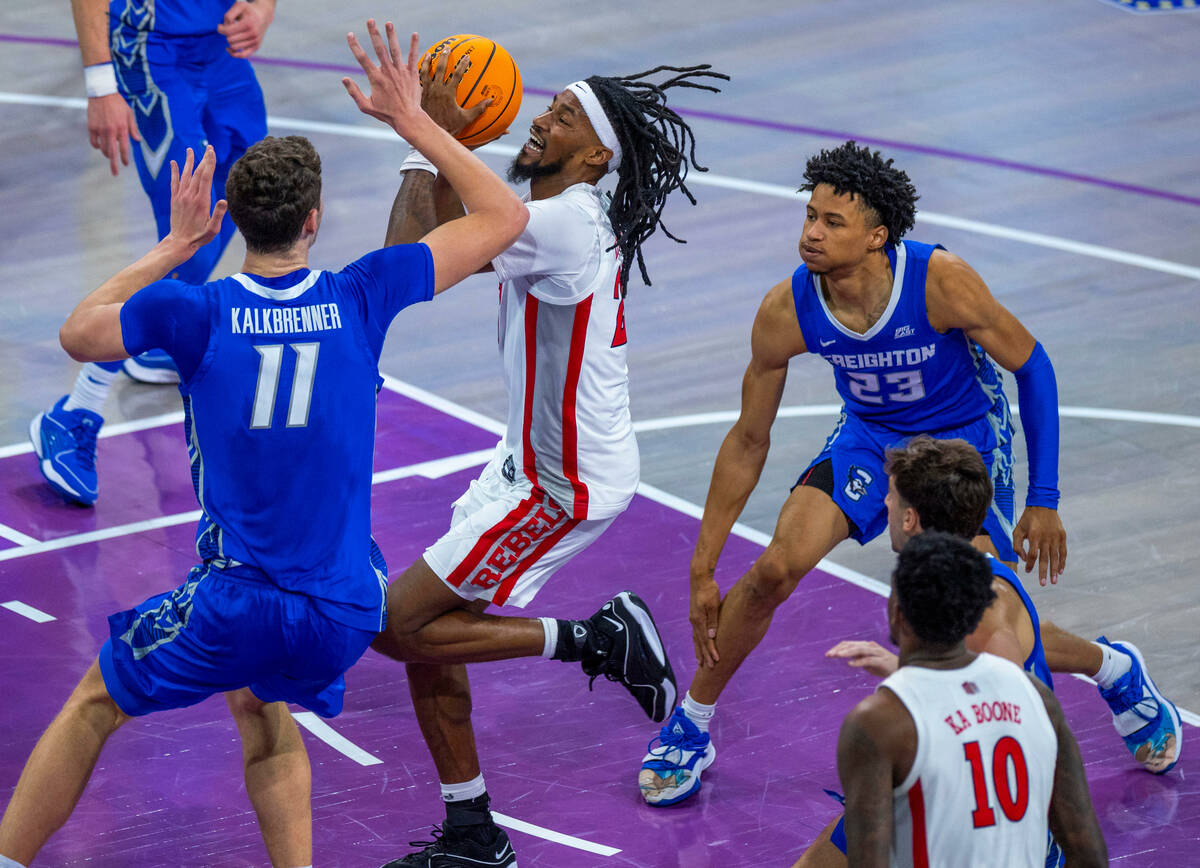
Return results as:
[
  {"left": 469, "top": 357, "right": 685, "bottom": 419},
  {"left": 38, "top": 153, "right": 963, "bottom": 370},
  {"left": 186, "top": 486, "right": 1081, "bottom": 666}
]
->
[{"left": 249, "top": 342, "right": 320, "bottom": 429}]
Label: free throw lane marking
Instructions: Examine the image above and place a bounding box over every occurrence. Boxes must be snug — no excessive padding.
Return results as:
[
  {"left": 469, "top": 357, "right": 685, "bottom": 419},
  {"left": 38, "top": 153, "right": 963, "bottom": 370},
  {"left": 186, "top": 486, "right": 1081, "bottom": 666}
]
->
[
  {"left": 2, "top": 600, "right": 55, "bottom": 622},
  {"left": 292, "top": 712, "right": 382, "bottom": 766}
]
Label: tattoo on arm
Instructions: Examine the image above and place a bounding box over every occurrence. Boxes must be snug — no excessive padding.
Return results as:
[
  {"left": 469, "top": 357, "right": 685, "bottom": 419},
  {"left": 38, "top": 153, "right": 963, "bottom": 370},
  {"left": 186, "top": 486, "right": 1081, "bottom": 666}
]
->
[{"left": 385, "top": 170, "right": 437, "bottom": 247}]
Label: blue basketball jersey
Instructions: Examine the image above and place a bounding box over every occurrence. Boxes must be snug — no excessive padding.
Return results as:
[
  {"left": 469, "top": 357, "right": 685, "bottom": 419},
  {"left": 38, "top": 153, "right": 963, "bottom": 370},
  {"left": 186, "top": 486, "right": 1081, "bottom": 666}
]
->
[
  {"left": 989, "top": 556, "right": 1053, "bottom": 690},
  {"left": 792, "top": 240, "right": 1006, "bottom": 431},
  {"left": 110, "top": 0, "right": 235, "bottom": 37},
  {"left": 121, "top": 244, "right": 434, "bottom": 631}
]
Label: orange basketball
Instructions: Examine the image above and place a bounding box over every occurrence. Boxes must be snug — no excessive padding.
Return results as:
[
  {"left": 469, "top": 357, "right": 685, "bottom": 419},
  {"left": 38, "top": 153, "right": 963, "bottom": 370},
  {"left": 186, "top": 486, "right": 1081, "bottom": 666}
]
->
[{"left": 421, "top": 34, "right": 523, "bottom": 148}]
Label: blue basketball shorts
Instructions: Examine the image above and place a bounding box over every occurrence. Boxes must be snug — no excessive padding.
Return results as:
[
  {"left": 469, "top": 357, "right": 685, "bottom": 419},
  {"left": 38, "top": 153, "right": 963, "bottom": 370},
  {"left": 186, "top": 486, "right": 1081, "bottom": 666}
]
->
[
  {"left": 99, "top": 562, "right": 376, "bottom": 718},
  {"left": 796, "top": 406, "right": 1017, "bottom": 561},
  {"left": 113, "top": 28, "right": 268, "bottom": 283}
]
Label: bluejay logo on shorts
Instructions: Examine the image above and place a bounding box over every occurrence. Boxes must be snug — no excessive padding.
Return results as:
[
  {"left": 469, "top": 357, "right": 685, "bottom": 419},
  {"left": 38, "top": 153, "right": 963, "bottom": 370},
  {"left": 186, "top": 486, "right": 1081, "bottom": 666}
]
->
[
  {"left": 502, "top": 453, "right": 516, "bottom": 483},
  {"left": 843, "top": 465, "right": 873, "bottom": 502}
]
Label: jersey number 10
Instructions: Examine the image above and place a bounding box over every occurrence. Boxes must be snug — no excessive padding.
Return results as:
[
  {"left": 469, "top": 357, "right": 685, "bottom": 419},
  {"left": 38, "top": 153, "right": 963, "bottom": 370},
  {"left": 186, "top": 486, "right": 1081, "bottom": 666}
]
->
[
  {"left": 963, "top": 737, "right": 1030, "bottom": 828},
  {"left": 249, "top": 343, "right": 320, "bottom": 429}
]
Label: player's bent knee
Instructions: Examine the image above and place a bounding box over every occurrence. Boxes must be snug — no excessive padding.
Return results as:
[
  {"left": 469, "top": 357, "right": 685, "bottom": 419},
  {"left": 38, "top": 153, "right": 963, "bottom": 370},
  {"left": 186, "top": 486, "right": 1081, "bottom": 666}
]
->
[{"left": 746, "top": 546, "right": 807, "bottom": 608}]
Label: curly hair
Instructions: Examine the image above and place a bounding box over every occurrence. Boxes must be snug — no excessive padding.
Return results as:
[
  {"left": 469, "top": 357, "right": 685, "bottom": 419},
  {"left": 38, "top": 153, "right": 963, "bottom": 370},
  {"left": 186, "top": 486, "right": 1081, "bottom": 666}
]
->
[
  {"left": 885, "top": 436, "right": 992, "bottom": 541},
  {"left": 800, "top": 140, "right": 918, "bottom": 244},
  {"left": 585, "top": 64, "right": 728, "bottom": 296},
  {"left": 893, "top": 531, "right": 996, "bottom": 646},
  {"left": 226, "top": 136, "right": 322, "bottom": 254}
]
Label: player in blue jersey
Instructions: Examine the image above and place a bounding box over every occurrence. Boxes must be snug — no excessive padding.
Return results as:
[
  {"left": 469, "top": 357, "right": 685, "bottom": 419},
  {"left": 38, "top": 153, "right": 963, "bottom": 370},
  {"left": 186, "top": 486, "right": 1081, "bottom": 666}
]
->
[
  {"left": 638, "top": 141, "right": 1180, "bottom": 808},
  {"left": 30, "top": 0, "right": 275, "bottom": 506},
  {"left": 0, "top": 24, "right": 528, "bottom": 867}
]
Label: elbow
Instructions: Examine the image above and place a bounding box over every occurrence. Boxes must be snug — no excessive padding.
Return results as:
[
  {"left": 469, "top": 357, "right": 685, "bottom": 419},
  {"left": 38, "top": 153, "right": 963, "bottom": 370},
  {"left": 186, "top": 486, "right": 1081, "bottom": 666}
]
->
[
  {"left": 59, "top": 320, "right": 89, "bottom": 362},
  {"left": 503, "top": 202, "right": 529, "bottom": 247}
]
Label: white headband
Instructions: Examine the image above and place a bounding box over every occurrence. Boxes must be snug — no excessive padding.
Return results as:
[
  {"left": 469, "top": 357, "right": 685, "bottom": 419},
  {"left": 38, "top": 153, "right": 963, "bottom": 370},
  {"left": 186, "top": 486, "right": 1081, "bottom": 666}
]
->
[{"left": 567, "top": 80, "right": 621, "bottom": 172}]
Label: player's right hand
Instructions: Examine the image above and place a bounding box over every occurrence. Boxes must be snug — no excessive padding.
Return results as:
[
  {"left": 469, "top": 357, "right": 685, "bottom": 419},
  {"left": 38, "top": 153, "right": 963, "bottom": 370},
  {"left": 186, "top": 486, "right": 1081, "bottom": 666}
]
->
[
  {"left": 418, "top": 50, "right": 491, "bottom": 141},
  {"left": 165, "top": 146, "right": 227, "bottom": 254},
  {"left": 343, "top": 22, "right": 424, "bottom": 137},
  {"left": 87, "top": 93, "right": 141, "bottom": 177},
  {"left": 825, "top": 640, "right": 899, "bottom": 677},
  {"left": 689, "top": 571, "right": 721, "bottom": 668}
]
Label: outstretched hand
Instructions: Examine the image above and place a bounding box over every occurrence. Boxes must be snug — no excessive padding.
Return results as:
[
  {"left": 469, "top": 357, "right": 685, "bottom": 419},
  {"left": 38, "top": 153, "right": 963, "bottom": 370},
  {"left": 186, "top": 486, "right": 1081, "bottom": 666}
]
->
[
  {"left": 166, "top": 146, "right": 227, "bottom": 254},
  {"left": 1013, "top": 505, "right": 1066, "bottom": 586},
  {"left": 826, "top": 640, "right": 899, "bottom": 678},
  {"left": 342, "top": 21, "right": 426, "bottom": 139},
  {"left": 419, "top": 48, "right": 490, "bottom": 139}
]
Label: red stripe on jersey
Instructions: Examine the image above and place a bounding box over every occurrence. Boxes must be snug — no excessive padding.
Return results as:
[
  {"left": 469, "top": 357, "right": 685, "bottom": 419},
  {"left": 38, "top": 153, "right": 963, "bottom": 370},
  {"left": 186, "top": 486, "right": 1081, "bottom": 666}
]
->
[
  {"left": 491, "top": 515, "right": 580, "bottom": 606},
  {"left": 444, "top": 494, "right": 539, "bottom": 589},
  {"left": 560, "top": 295, "right": 593, "bottom": 518},
  {"left": 522, "top": 296, "right": 540, "bottom": 489},
  {"left": 908, "top": 780, "right": 930, "bottom": 868}
]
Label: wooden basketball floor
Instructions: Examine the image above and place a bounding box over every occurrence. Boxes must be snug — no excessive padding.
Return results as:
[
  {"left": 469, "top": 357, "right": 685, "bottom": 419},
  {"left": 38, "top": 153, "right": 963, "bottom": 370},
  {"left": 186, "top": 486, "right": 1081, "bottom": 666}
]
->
[{"left": 2, "top": 1, "right": 1198, "bottom": 864}]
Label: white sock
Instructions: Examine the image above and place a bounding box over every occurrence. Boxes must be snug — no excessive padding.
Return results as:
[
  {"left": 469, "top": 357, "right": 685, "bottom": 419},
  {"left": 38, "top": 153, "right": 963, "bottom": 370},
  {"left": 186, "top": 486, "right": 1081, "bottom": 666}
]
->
[
  {"left": 63, "top": 363, "right": 118, "bottom": 415},
  {"left": 539, "top": 617, "right": 557, "bottom": 658},
  {"left": 1093, "top": 641, "right": 1132, "bottom": 689},
  {"left": 441, "top": 773, "right": 487, "bottom": 803},
  {"left": 0, "top": 854, "right": 28, "bottom": 867},
  {"left": 681, "top": 691, "right": 716, "bottom": 733}
]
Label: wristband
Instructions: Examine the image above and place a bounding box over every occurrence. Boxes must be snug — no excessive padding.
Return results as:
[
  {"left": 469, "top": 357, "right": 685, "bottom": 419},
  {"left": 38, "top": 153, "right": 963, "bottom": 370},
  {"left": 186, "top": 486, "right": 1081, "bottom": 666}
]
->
[
  {"left": 400, "top": 147, "right": 436, "bottom": 176},
  {"left": 1013, "top": 341, "right": 1060, "bottom": 509},
  {"left": 84, "top": 62, "right": 119, "bottom": 99}
]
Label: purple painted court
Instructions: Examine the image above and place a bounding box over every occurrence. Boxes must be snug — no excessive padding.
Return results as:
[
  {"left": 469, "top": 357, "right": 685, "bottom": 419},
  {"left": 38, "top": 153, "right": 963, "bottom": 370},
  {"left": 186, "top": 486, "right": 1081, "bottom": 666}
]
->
[{"left": 1, "top": 384, "right": 1195, "bottom": 866}]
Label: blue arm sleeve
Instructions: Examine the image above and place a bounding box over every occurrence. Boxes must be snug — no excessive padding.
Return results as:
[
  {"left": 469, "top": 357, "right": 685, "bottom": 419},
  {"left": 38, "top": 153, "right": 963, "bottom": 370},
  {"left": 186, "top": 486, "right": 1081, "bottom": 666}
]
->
[
  {"left": 1013, "top": 341, "right": 1060, "bottom": 510},
  {"left": 119, "top": 280, "right": 212, "bottom": 382},
  {"left": 339, "top": 243, "right": 435, "bottom": 358}
]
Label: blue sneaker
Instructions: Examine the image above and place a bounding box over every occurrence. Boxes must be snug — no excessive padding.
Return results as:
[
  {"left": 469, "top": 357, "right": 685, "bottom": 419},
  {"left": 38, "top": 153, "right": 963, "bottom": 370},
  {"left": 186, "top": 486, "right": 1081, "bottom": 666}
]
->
[
  {"left": 29, "top": 397, "right": 102, "bottom": 506},
  {"left": 1096, "top": 637, "right": 1181, "bottom": 774},
  {"left": 123, "top": 349, "right": 179, "bottom": 384},
  {"left": 639, "top": 707, "right": 715, "bottom": 806}
]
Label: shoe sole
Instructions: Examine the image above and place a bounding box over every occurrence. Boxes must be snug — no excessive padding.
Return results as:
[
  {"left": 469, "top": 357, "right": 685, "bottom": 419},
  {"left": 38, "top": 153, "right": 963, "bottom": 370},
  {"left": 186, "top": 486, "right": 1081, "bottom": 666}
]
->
[
  {"left": 123, "top": 357, "right": 180, "bottom": 384},
  {"left": 615, "top": 591, "right": 678, "bottom": 722},
  {"left": 641, "top": 741, "right": 717, "bottom": 807},
  {"left": 1111, "top": 640, "right": 1182, "bottom": 774},
  {"left": 28, "top": 414, "right": 95, "bottom": 506}
]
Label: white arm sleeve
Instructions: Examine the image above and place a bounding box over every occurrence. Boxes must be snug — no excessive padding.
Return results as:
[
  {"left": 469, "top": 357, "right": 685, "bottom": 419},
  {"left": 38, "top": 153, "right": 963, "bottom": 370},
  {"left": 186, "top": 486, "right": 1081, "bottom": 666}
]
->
[{"left": 492, "top": 197, "right": 599, "bottom": 305}]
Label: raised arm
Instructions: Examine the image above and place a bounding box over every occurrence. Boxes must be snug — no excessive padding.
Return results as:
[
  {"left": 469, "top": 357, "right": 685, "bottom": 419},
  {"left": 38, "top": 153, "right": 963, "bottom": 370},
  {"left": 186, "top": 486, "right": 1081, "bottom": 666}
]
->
[
  {"left": 60, "top": 147, "right": 226, "bottom": 362},
  {"left": 343, "top": 22, "right": 526, "bottom": 293},
  {"left": 926, "top": 249, "right": 1066, "bottom": 585},
  {"left": 689, "top": 278, "right": 806, "bottom": 667},
  {"left": 1032, "top": 678, "right": 1108, "bottom": 867},
  {"left": 70, "top": 0, "right": 141, "bottom": 176}
]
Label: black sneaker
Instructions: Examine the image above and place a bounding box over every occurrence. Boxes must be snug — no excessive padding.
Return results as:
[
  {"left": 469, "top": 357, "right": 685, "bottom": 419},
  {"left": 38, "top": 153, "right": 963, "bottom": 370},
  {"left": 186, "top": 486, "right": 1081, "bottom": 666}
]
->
[
  {"left": 381, "top": 821, "right": 517, "bottom": 867},
  {"left": 582, "top": 591, "right": 677, "bottom": 723}
]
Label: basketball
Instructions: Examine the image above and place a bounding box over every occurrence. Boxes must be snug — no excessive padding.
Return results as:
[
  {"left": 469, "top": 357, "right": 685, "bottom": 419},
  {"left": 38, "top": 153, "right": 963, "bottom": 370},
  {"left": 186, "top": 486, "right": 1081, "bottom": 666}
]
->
[{"left": 421, "top": 34, "right": 522, "bottom": 148}]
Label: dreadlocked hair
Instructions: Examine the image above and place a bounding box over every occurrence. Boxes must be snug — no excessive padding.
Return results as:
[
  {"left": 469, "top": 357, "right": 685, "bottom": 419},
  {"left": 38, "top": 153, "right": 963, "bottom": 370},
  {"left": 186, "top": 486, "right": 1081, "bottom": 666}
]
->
[
  {"left": 585, "top": 64, "right": 728, "bottom": 297},
  {"left": 801, "top": 141, "right": 918, "bottom": 245}
]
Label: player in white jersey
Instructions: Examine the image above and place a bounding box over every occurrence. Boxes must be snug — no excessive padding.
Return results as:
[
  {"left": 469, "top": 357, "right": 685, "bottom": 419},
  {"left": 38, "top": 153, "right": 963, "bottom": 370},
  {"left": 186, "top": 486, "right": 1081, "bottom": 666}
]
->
[
  {"left": 365, "top": 56, "right": 728, "bottom": 867},
  {"left": 837, "top": 532, "right": 1106, "bottom": 868}
]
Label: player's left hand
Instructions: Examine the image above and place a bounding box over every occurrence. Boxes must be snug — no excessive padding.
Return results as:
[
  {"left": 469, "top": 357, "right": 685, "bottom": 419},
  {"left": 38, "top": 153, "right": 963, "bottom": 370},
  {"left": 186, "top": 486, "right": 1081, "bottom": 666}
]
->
[
  {"left": 164, "top": 146, "right": 227, "bottom": 254},
  {"left": 1012, "top": 505, "right": 1066, "bottom": 586},
  {"left": 826, "top": 640, "right": 899, "bottom": 677},
  {"left": 218, "top": 0, "right": 275, "bottom": 59}
]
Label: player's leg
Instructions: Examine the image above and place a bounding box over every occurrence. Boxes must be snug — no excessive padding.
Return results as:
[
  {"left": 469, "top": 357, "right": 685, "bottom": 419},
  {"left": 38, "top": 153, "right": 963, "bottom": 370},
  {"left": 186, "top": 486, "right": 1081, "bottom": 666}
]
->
[
  {"left": 791, "top": 815, "right": 847, "bottom": 868},
  {"left": 225, "top": 689, "right": 312, "bottom": 868},
  {"left": 0, "top": 661, "right": 129, "bottom": 865}
]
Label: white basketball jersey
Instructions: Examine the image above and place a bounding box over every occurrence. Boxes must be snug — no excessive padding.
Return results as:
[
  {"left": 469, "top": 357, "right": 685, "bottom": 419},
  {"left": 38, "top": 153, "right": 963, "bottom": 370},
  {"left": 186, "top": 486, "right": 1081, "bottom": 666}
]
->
[
  {"left": 879, "top": 653, "right": 1057, "bottom": 868},
  {"left": 491, "top": 183, "right": 639, "bottom": 520}
]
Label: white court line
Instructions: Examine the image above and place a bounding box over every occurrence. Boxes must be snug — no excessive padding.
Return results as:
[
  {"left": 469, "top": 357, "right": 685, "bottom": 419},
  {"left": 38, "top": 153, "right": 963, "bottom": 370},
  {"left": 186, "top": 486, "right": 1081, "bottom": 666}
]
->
[
  {"left": 292, "top": 712, "right": 382, "bottom": 766},
  {"left": 491, "top": 812, "right": 621, "bottom": 857},
  {"left": 0, "top": 523, "right": 38, "bottom": 546},
  {"left": 2, "top": 92, "right": 1199, "bottom": 282},
  {"left": 1, "top": 600, "right": 56, "bottom": 623}
]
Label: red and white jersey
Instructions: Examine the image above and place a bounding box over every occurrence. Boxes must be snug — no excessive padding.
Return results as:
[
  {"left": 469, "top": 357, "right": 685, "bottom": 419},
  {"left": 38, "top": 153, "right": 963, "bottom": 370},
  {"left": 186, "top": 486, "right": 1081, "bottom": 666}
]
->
[
  {"left": 491, "top": 182, "right": 638, "bottom": 520},
  {"left": 879, "top": 653, "right": 1057, "bottom": 868}
]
